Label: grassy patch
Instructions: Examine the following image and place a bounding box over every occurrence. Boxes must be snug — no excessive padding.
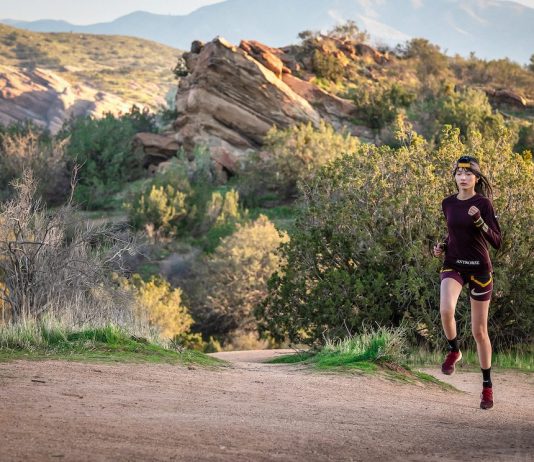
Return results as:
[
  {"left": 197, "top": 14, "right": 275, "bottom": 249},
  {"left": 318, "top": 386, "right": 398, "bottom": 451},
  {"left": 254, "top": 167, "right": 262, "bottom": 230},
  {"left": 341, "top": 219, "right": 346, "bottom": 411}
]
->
[
  {"left": 269, "top": 349, "right": 454, "bottom": 389},
  {"left": 411, "top": 370, "right": 452, "bottom": 387},
  {"left": 269, "top": 351, "right": 315, "bottom": 364},
  {"left": 406, "top": 347, "right": 534, "bottom": 372},
  {"left": 269, "top": 351, "right": 378, "bottom": 372},
  {"left": 269, "top": 327, "right": 407, "bottom": 368},
  {"left": 249, "top": 204, "right": 297, "bottom": 232},
  {"left": 266, "top": 328, "right": 459, "bottom": 389},
  {"left": 0, "top": 323, "right": 223, "bottom": 367}
]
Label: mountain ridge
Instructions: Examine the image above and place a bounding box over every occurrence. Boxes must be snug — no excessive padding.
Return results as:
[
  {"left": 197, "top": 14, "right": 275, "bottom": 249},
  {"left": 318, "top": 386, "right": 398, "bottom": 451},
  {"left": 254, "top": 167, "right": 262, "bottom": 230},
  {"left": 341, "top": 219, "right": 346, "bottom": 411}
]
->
[{"left": 1, "top": 0, "right": 533, "bottom": 64}]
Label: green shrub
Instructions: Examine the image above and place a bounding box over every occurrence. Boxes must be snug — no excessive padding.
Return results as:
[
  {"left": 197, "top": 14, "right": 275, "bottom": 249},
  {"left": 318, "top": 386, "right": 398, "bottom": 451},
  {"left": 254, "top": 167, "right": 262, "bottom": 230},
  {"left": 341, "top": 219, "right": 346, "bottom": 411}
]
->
[
  {"left": 197, "top": 189, "right": 245, "bottom": 252},
  {"left": 515, "top": 123, "right": 534, "bottom": 155},
  {"left": 410, "top": 84, "right": 508, "bottom": 142},
  {"left": 256, "top": 122, "right": 533, "bottom": 350},
  {"left": 238, "top": 121, "right": 359, "bottom": 204},
  {"left": 311, "top": 49, "right": 345, "bottom": 83},
  {"left": 127, "top": 155, "right": 246, "bottom": 248},
  {"left": 189, "top": 215, "right": 289, "bottom": 341},
  {"left": 435, "top": 85, "right": 497, "bottom": 138},
  {"left": 0, "top": 120, "right": 51, "bottom": 142},
  {"left": 59, "top": 106, "right": 156, "bottom": 209},
  {"left": 400, "top": 38, "right": 449, "bottom": 86},
  {"left": 122, "top": 274, "right": 200, "bottom": 346},
  {"left": 129, "top": 184, "right": 188, "bottom": 239},
  {"left": 448, "top": 53, "right": 534, "bottom": 100},
  {"left": 351, "top": 82, "right": 415, "bottom": 132},
  {"left": 328, "top": 20, "right": 369, "bottom": 43}
]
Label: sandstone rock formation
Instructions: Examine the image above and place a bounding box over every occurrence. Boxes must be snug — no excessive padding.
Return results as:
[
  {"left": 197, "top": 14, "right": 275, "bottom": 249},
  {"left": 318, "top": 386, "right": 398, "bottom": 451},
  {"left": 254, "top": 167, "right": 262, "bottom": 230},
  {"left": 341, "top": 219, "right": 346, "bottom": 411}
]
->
[
  {"left": 137, "top": 36, "right": 376, "bottom": 176},
  {"left": 174, "top": 37, "right": 322, "bottom": 156},
  {"left": 133, "top": 132, "right": 180, "bottom": 166},
  {"left": 483, "top": 88, "right": 527, "bottom": 108},
  {"left": 0, "top": 65, "right": 137, "bottom": 133}
]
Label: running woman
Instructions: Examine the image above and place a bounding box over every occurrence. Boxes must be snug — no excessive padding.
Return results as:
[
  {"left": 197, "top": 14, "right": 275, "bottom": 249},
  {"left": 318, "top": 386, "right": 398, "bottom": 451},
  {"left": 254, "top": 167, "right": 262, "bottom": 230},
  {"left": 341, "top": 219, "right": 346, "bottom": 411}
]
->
[{"left": 433, "top": 155, "right": 502, "bottom": 410}]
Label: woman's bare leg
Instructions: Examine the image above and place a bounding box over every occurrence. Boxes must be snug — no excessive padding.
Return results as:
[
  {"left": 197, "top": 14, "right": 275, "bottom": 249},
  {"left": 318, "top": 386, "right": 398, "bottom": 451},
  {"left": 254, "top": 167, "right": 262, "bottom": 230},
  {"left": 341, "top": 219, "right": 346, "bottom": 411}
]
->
[
  {"left": 440, "top": 278, "right": 463, "bottom": 340},
  {"left": 470, "top": 298, "right": 492, "bottom": 369}
]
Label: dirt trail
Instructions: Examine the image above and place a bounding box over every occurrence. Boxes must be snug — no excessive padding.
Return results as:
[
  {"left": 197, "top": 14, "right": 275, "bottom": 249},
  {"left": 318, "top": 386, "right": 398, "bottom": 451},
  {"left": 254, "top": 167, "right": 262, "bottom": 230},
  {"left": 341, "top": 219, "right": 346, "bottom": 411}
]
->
[{"left": 0, "top": 350, "right": 532, "bottom": 461}]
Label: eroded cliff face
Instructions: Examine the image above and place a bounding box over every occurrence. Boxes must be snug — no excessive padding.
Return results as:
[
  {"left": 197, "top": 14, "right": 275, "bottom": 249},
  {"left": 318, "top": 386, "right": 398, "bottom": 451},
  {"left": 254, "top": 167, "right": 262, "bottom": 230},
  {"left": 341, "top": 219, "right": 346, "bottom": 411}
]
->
[
  {"left": 135, "top": 36, "right": 384, "bottom": 177},
  {"left": 0, "top": 65, "right": 136, "bottom": 133},
  {"left": 173, "top": 37, "right": 324, "bottom": 167}
]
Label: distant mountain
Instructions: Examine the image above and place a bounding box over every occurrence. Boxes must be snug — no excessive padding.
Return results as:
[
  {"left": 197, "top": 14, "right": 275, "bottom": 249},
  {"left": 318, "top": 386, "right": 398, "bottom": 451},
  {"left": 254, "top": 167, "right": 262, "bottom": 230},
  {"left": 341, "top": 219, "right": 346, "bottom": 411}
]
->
[
  {"left": 0, "top": 18, "right": 74, "bottom": 31},
  {"left": 1, "top": 0, "right": 533, "bottom": 64}
]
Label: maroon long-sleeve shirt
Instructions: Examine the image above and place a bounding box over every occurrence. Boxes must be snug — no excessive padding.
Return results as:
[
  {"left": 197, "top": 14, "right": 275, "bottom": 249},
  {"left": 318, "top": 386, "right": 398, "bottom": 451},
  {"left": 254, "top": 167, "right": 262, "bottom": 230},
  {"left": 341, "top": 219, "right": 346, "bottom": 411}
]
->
[{"left": 442, "top": 193, "right": 502, "bottom": 273}]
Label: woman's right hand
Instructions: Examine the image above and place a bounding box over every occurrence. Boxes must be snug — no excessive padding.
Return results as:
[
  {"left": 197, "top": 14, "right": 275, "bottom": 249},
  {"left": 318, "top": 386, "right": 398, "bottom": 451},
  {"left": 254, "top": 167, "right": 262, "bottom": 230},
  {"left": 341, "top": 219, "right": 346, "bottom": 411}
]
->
[{"left": 433, "top": 243, "right": 444, "bottom": 257}]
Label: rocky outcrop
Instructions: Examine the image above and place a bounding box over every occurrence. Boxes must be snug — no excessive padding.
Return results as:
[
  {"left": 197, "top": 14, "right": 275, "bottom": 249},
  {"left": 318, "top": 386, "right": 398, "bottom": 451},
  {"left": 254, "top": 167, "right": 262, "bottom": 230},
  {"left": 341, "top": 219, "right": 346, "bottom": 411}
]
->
[
  {"left": 133, "top": 132, "right": 180, "bottom": 165},
  {"left": 281, "top": 73, "right": 356, "bottom": 120},
  {"left": 239, "top": 40, "right": 288, "bottom": 77},
  {"left": 136, "top": 36, "right": 365, "bottom": 175},
  {"left": 483, "top": 88, "right": 527, "bottom": 108},
  {"left": 0, "top": 65, "right": 136, "bottom": 133},
  {"left": 171, "top": 37, "right": 323, "bottom": 171}
]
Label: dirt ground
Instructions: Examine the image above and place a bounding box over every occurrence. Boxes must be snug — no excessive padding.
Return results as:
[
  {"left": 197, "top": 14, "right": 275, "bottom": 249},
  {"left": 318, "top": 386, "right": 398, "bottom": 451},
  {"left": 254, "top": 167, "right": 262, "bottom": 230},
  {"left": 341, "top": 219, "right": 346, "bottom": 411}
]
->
[{"left": 0, "top": 349, "right": 532, "bottom": 461}]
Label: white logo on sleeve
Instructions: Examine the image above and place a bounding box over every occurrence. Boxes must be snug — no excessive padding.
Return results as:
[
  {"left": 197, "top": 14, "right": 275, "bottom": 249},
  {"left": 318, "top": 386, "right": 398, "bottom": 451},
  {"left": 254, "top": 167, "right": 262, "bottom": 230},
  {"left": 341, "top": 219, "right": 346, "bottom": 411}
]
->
[{"left": 471, "top": 288, "right": 491, "bottom": 297}]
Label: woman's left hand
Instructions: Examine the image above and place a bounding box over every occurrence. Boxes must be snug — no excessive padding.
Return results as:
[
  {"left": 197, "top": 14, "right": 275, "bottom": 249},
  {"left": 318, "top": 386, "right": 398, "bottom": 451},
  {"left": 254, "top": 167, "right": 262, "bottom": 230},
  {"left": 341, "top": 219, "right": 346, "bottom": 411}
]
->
[{"left": 468, "top": 206, "right": 481, "bottom": 219}]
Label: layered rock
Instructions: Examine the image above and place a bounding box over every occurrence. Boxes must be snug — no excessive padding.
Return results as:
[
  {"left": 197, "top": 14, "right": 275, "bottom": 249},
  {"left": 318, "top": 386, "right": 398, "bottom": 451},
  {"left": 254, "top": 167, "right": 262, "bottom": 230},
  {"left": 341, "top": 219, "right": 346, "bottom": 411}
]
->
[
  {"left": 174, "top": 37, "right": 322, "bottom": 158},
  {"left": 484, "top": 88, "right": 527, "bottom": 108},
  {"left": 133, "top": 132, "right": 181, "bottom": 167},
  {"left": 137, "top": 36, "right": 368, "bottom": 176},
  {"left": 0, "top": 65, "right": 136, "bottom": 133}
]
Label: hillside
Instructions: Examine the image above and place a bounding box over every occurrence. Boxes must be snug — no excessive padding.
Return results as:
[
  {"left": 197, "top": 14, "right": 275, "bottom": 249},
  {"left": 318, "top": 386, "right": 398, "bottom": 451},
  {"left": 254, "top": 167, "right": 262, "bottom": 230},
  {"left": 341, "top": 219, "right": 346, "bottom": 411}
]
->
[
  {"left": 0, "top": 24, "right": 181, "bottom": 110},
  {"left": 2, "top": 0, "right": 534, "bottom": 64},
  {"left": 133, "top": 31, "right": 534, "bottom": 178}
]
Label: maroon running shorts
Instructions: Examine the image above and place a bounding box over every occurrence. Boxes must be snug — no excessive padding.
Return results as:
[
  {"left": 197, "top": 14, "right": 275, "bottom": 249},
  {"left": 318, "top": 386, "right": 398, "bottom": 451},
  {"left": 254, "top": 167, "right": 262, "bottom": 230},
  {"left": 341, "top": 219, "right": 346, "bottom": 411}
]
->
[{"left": 440, "top": 268, "right": 493, "bottom": 301}]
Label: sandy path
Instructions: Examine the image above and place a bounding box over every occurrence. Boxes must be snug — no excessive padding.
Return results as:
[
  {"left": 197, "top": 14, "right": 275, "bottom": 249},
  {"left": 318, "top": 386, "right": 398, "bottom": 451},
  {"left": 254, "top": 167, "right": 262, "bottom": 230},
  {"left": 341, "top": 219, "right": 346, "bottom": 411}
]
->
[{"left": 0, "top": 350, "right": 532, "bottom": 461}]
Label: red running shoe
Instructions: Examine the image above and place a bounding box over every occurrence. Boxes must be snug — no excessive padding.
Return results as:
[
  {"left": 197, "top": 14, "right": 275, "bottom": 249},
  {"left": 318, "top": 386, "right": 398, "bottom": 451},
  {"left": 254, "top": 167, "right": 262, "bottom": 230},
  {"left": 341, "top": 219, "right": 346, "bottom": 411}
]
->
[
  {"left": 441, "top": 350, "right": 462, "bottom": 375},
  {"left": 480, "top": 387, "right": 494, "bottom": 410}
]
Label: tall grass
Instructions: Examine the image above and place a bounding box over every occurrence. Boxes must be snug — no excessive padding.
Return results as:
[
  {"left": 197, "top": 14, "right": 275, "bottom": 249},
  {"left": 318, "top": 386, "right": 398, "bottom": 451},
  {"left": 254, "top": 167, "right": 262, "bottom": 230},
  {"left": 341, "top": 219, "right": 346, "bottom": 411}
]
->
[
  {"left": 0, "top": 317, "right": 221, "bottom": 366},
  {"left": 407, "top": 346, "right": 534, "bottom": 372},
  {"left": 270, "top": 325, "right": 408, "bottom": 370},
  {"left": 0, "top": 316, "right": 158, "bottom": 352},
  {"left": 316, "top": 326, "right": 407, "bottom": 368}
]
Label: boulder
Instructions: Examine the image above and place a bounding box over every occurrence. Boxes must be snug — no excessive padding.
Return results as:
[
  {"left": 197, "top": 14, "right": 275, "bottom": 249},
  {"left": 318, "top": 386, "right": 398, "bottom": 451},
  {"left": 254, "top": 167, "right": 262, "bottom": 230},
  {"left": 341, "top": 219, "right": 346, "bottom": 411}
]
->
[
  {"left": 239, "top": 40, "right": 286, "bottom": 77},
  {"left": 355, "top": 43, "right": 390, "bottom": 65},
  {"left": 484, "top": 88, "right": 527, "bottom": 108},
  {"left": 133, "top": 132, "right": 180, "bottom": 167},
  {"left": 282, "top": 73, "right": 356, "bottom": 125}
]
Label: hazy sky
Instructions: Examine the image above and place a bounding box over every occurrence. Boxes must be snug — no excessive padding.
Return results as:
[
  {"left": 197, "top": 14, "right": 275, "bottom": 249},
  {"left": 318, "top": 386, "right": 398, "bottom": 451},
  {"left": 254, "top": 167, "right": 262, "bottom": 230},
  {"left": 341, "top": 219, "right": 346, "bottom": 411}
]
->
[
  {"left": 0, "top": 0, "right": 225, "bottom": 24},
  {"left": 1, "top": 0, "right": 533, "bottom": 24}
]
